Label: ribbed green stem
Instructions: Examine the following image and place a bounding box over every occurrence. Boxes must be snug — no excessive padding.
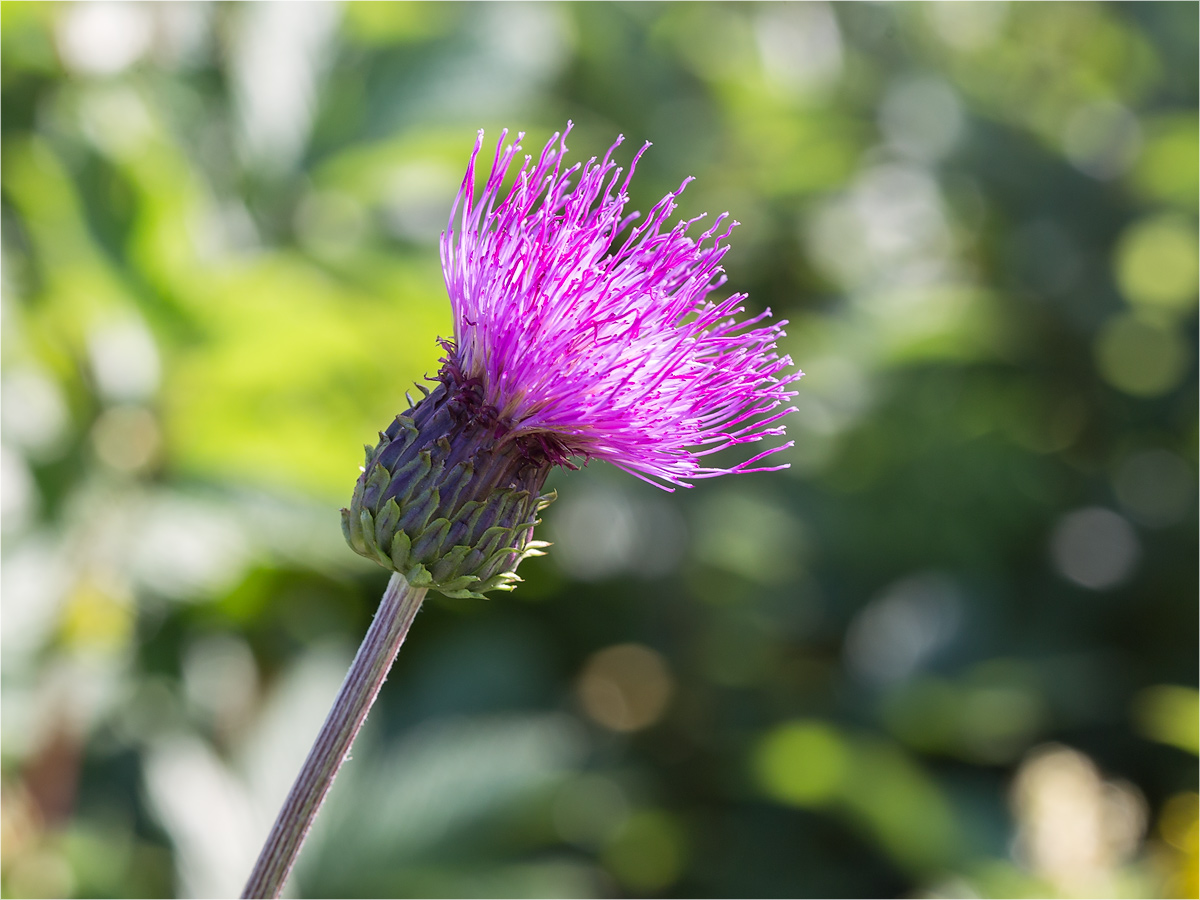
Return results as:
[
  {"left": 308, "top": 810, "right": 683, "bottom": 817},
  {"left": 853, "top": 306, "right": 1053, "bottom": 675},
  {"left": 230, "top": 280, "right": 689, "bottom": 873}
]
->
[{"left": 241, "top": 573, "right": 427, "bottom": 898}]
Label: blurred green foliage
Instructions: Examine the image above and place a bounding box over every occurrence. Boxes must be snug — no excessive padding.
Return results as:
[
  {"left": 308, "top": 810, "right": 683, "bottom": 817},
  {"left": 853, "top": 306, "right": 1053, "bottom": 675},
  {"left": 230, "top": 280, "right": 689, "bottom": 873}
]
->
[{"left": 1, "top": 2, "right": 1196, "bottom": 898}]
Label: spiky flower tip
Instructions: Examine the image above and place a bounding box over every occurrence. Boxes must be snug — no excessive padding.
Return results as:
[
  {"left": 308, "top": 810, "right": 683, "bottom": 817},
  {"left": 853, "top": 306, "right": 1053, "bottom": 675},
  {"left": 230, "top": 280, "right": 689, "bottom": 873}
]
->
[{"left": 343, "top": 123, "right": 801, "bottom": 596}]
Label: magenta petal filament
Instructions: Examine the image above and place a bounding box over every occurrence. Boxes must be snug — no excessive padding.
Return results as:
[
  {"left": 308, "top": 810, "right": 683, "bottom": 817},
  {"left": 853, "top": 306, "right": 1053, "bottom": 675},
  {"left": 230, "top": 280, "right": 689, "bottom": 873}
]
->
[{"left": 440, "top": 123, "right": 802, "bottom": 490}]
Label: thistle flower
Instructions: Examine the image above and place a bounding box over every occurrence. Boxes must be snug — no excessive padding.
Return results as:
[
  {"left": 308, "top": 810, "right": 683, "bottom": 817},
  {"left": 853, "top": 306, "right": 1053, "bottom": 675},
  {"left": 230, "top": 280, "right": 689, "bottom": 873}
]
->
[
  {"left": 342, "top": 123, "right": 801, "bottom": 597},
  {"left": 249, "top": 125, "right": 801, "bottom": 898},
  {"left": 443, "top": 124, "right": 800, "bottom": 487}
]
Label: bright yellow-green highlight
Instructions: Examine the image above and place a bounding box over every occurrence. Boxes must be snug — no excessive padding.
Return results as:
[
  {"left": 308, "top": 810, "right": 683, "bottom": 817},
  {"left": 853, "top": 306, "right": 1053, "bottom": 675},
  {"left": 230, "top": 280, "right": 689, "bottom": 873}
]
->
[
  {"left": 59, "top": 581, "right": 134, "bottom": 652},
  {"left": 602, "top": 810, "right": 687, "bottom": 892},
  {"left": 1115, "top": 215, "right": 1199, "bottom": 315},
  {"left": 840, "top": 743, "right": 959, "bottom": 870},
  {"left": 1133, "top": 115, "right": 1200, "bottom": 208},
  {"left": 1094, "top": 314, "right": 1189, "bottom": 397},
  {"left": 1135, "top": 685, "right": 1200, "bottom": 755},
  {"left": 753, "top": 719, "right": 847, "bottom": 806},
  {"left": 1159, "top": 792, "right": 1200, "bottom": 899}
]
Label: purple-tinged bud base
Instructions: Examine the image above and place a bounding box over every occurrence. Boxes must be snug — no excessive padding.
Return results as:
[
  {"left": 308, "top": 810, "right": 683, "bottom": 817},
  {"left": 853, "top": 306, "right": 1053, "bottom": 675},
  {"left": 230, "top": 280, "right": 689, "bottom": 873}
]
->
[{"left": 342, "top": 375, "right": 555, "bottom": 598}]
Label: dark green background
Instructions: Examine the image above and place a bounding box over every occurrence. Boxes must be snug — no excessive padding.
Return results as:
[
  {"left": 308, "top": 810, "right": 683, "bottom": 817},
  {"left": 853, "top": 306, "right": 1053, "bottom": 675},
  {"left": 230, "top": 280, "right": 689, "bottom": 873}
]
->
[{"left": 2, "top": 2, "right": 1196, "bottom": 897}]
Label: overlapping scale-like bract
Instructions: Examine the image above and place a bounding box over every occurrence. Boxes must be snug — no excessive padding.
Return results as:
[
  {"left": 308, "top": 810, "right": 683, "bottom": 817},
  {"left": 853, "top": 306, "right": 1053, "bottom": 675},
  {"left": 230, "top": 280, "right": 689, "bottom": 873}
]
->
[
  {"left": 441, "top": 123, "right": 801, "bottom": 490},
  {"left": 342, "top": 378, "right": 555, "bottom": 598}
]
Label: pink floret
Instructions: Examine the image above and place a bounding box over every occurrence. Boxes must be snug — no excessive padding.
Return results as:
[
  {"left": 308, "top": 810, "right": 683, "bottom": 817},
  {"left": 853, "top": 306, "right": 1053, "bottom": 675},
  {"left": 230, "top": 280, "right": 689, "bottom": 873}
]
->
[{"left": 439, "top": 123, "right": 802, "bottom": 490}]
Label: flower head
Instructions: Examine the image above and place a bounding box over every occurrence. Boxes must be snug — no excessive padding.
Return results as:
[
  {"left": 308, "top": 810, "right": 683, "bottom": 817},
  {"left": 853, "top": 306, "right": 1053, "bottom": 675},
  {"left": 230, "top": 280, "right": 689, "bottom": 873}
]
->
[
  {"left": 441, "top": 123, "right": 801, "bottom": 489},
  {"left": 343, "top": 124, "right": 800, "bottom": 596}
]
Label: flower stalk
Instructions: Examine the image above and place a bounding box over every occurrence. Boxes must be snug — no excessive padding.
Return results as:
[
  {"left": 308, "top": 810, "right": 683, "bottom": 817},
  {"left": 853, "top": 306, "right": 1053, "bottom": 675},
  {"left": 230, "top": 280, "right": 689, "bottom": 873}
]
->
[
  {"left": 241, "top": 573, "right": 427, "bottom": 899},
  {"left": 242, "top": 121, "right": 800, "bottom": 897}
]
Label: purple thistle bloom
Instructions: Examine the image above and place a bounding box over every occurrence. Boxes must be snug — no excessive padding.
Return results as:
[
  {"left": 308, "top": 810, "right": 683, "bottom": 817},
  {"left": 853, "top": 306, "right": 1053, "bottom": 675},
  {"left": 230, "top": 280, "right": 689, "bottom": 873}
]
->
[
  {"left": 273, "top": 126, "right": 805, "bottom": 899},
  {"left": 440, "top": 123, "right": 802, "bottom": 490},
  {"left": 344, "top": 123, "right": 802, "bottom": 594}
]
